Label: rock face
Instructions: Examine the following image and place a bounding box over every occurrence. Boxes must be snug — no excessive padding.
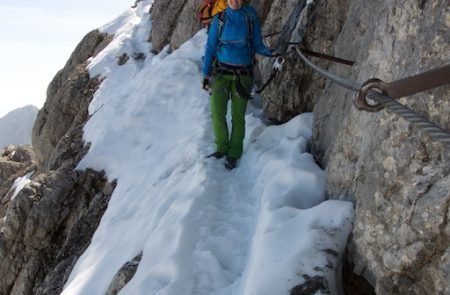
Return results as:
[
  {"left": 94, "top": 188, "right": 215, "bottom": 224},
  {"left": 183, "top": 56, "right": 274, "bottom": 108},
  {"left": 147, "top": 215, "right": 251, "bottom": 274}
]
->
[
  {"left": 150, "top": 0, "right": 196, "bottom": 52},
  {"left": 32, "top": 29, "right": 111, "bottom": 171},
  {"left": 311, "top": 1, "right": 450, "bottom": 294},
  {"left": 0, "top": 145, "right": 36, "bottom": 189},
  {"left": 0, "top": 145, "right": 37, "bottom": 222},
  {"left": 106, "top": 253, "right": 142, "bottom": 295}
]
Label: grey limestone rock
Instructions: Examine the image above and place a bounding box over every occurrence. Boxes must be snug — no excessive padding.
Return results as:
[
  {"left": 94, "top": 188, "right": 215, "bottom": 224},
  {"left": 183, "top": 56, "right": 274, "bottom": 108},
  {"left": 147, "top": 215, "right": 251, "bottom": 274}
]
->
[
  {"left": 106, "top": 253, "right": 142, "bottom": 295},
  {"left": 32, "top": 29, "right": 111, "bottom": 170},
  {"left": 311, "top": 0, "right": 450, "bottom": 293},
  {"left": 150, "top": 0, "right": 190, "bottom": 52}
]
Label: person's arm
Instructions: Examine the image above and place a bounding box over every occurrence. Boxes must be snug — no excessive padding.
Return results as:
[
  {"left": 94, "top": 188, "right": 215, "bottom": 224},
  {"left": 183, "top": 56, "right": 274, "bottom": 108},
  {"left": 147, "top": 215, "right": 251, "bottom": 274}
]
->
[
  {"left": 252, "top": 16, "right": 273, "bottom": 57},
  {"left": 202, "top": 17, "right": 220, "bottom": 77}
]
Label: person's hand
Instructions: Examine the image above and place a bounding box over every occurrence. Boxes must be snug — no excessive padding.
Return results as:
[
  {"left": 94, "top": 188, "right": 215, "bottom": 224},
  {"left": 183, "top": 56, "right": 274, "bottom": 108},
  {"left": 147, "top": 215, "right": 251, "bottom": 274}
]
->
[{"left": 202, "top": 76, "right": 210, "bottom": 91}]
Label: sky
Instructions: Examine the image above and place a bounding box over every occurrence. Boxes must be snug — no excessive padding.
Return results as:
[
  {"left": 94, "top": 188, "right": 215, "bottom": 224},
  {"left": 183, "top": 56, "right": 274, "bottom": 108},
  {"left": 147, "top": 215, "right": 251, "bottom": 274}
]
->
[
  {"left": 8, "top": 1, "right": 355, "bottom": 293},
  {"left": 0, "top": 0, "right": 133, "bottom": 118}
]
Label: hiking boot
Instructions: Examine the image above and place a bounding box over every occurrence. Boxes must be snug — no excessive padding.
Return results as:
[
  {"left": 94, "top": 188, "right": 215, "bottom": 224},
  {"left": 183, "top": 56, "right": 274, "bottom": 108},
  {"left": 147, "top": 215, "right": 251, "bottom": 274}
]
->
[
  {"left": 206, "top": 151, "right": 226, "bottom": 159},
  {"left": 224, "top": 157, "right": 237, "bottom": 170}
]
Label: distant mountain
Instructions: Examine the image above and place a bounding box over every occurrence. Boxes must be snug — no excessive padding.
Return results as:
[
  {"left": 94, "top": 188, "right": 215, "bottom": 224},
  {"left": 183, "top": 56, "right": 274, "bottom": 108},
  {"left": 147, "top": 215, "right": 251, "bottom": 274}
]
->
[{"left": 0, "top": 105, "right": 39, "bottom": 148}]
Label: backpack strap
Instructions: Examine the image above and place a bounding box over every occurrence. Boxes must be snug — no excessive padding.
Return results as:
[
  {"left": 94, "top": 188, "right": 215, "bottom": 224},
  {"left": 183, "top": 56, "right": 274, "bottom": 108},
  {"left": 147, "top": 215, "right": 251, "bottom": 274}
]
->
[
  {"left": 207, "top": 1, "right": 214, "bottom": 21},
  {"left": 218, "top": 11, "right": 226, "bottom": 42},
  {"left": 217, "top": 10, "right": 254, "bottom": 51},
  {"left": 244, "top": 12, "right": 255, "bottom": 66},
  {"left": 215, "top": 11, "right": 226, "bottom": 54}
]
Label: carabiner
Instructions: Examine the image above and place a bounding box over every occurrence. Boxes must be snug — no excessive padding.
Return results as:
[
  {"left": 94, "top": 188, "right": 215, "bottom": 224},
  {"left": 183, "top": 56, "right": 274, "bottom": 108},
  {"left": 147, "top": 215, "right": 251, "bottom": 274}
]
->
[{"left": 272, "top": 57, "right": 285, "bottom": 72}]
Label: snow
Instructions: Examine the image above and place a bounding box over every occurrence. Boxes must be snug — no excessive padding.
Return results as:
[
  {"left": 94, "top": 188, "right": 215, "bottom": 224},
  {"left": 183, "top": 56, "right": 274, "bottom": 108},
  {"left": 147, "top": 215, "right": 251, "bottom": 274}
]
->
[
  {"left": 58, "top": 0, "right": 354, "bottom": 294},
  {"left": 9, "top": 172, "right": 33, "bottom": 200}
]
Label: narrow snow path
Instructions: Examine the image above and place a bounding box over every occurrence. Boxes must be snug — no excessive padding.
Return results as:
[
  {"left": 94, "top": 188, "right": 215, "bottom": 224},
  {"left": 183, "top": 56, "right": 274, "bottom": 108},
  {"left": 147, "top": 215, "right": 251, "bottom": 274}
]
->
[{"left": 62, "top": 2, "right": 354, "bottom": 294}]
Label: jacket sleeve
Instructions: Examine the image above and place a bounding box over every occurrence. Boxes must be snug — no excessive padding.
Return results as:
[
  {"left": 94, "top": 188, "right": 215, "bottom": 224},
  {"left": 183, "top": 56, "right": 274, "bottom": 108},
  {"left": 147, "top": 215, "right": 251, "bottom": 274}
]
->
[
  {"left": 252, "top": 16, "right": 272, "bottom": 57},
  {"left": 202, "top": 17, "right": 220, "bottom": 77}
]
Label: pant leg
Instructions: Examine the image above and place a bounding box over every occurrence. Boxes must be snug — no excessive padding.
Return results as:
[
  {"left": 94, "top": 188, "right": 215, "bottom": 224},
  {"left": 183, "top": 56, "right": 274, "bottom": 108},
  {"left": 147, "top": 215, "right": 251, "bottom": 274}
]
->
[
  {"left": 228, "top": 75, "right": 253, "bottom": 159},
  {"left": 210, "top": 74, "right": 231, "bottom": 154}
]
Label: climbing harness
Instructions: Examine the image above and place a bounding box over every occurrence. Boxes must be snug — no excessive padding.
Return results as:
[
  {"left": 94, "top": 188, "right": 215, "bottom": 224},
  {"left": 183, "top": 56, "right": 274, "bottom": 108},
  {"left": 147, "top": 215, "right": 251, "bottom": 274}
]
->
[
  {"left": 214, "top": 62, "right": 253, "bottom": 99},
  {"left": 290, "top": 44, "right": 450, "bottom": 148}
]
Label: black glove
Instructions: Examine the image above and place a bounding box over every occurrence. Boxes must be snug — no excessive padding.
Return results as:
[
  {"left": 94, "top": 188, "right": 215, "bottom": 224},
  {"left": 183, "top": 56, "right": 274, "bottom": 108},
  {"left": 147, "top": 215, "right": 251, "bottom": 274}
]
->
[{"left": 202, "top": 77, "right": 210, "bottom": 91}]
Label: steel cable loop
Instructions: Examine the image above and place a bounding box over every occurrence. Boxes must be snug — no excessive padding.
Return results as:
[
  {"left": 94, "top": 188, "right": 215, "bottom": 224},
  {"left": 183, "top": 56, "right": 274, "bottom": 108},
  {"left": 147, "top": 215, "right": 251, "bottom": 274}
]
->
[
  {"left": 293, "top": 46, "right": 360, "bottom": 91},
  {"left": 292, "top": 45, "right": 450, "bottom": 149}
]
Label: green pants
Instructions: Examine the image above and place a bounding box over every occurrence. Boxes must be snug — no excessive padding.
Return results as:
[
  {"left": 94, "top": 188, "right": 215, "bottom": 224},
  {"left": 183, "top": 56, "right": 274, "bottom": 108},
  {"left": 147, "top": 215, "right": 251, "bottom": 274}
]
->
[{"left": 210, "top": 74, "right": 253, "bottom": 159}]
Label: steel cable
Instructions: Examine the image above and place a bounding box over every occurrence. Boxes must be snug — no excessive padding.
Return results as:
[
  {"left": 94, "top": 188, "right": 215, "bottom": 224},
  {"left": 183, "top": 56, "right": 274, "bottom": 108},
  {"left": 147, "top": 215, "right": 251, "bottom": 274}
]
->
[{"left": 293, "top": 46, "right": 450, "bottom": 149}]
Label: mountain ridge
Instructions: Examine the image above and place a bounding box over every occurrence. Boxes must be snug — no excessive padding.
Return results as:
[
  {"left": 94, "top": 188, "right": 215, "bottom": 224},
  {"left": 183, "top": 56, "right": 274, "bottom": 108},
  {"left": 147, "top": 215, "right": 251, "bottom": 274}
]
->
[{"left": 0, "top": 105, "right": 38, "bottom": 148}]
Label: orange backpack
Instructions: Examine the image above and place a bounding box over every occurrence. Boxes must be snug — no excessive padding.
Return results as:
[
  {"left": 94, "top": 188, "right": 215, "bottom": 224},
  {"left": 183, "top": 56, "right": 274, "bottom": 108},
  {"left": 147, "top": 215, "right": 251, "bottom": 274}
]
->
[{"left": 196, "top": 0, "right": 227, "bottom": 27}]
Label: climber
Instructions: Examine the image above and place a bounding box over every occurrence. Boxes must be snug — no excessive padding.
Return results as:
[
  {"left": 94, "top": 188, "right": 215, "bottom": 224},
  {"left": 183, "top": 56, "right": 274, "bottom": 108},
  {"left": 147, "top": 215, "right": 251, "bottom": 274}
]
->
[{"left": 202, "top": 0, "right": 273, "bottom": 170}]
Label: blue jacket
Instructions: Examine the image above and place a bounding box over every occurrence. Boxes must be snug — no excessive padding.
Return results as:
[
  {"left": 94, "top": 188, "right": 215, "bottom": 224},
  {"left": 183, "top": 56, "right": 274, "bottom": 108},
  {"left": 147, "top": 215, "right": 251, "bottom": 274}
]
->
[{"left": 202, "top": 5, "right": 272, "bottom": 76}]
